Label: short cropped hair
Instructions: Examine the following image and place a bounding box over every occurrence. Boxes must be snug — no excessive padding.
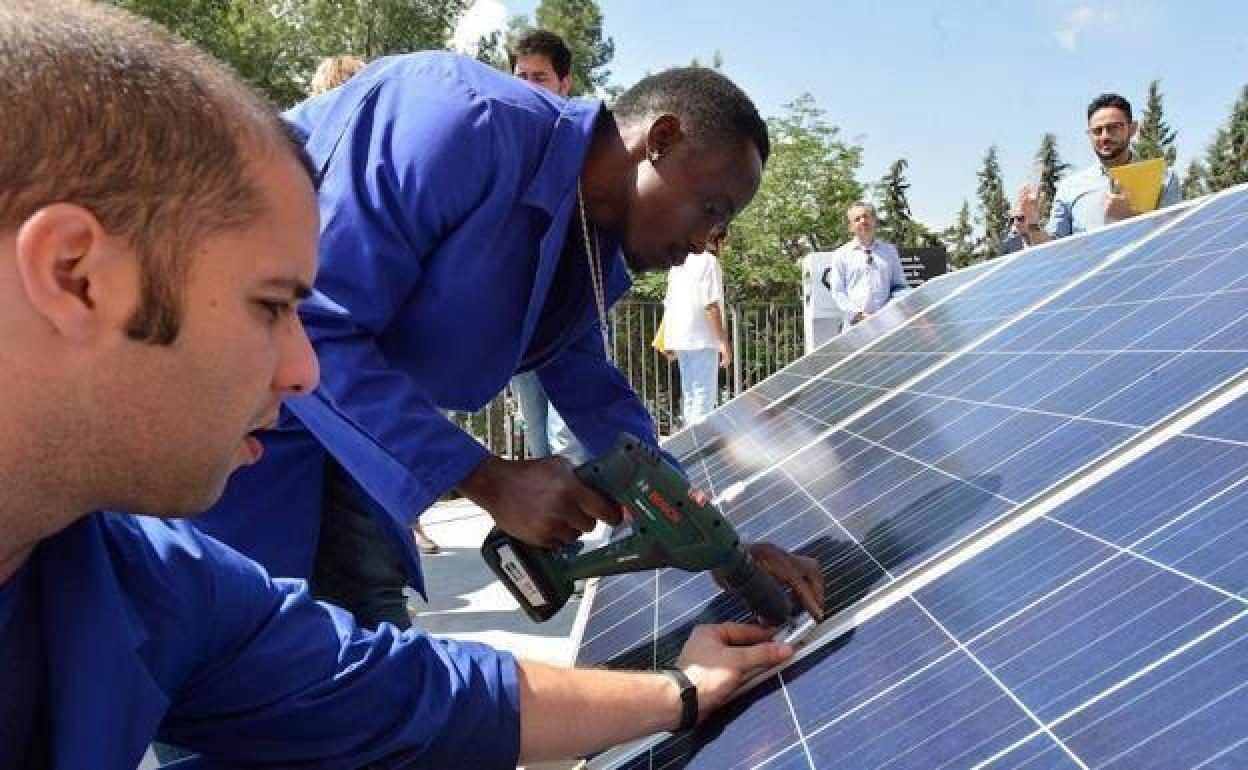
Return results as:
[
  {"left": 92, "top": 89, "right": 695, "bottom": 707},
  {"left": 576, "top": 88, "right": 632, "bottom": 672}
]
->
[
  {"left": 613, "top": 67, "right": 770, "bottom": 165},
  {"left": 847, "top": 201, "right": 877, "bottom": 220},
  {"left": 309, "top": 55, "right": 366, "bottom": 96},
  {"left": 509, "top": 29, "right": 572, "bottom": 78},
  {"left": 0, "top": 0, "right": 305, "bottom": 344},
  {"left": 1087, "top": 93, "right": 1133, "bottom": 122}
]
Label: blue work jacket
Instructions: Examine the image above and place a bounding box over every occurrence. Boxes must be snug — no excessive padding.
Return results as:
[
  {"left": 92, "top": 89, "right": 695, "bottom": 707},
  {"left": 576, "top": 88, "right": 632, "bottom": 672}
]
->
[
  {"left": 197, "top": 53, "right": 660, "bottom": 590},
  {"left": 0, "top": 513, "right": 520, "bottom": 768}
]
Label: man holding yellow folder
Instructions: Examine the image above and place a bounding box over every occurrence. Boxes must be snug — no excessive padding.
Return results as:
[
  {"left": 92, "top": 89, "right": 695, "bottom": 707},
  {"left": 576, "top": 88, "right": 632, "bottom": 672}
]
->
[{"left": 1018, "top": 93, "right": 1180, "bottom": 246}]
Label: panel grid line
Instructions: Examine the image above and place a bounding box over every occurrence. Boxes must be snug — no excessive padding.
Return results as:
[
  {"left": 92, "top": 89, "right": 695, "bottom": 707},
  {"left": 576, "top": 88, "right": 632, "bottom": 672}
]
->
[
  {"left": 773, "top": 676, "right": 816, "bottom": 770},
  {"left": 1043, "top": 515, "right": 1248, "bottom": 606}
]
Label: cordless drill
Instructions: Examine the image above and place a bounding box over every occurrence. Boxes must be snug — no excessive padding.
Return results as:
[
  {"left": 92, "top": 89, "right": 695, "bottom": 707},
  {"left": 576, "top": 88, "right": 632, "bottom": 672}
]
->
[{"left": 481, "top": 433, "right": 794, "bottom": 626}]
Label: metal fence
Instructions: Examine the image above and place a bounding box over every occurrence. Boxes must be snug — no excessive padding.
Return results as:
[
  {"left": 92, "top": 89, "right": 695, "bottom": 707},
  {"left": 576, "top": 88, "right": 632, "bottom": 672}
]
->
[{"left": 451, "top": 300, "right": 804, "bottom": 457}]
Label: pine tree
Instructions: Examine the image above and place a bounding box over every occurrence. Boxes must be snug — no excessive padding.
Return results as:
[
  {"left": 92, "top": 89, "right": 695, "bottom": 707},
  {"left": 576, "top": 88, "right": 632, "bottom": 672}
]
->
[
  {"left": 876, "top": 158, "right": 915, "bottom": 246},
  {"left": 1181, "top": 160, "right": 1207, "bottom": 201},
  {"left": 1205, "top": 85, "right": 1248, "bottom": 193},
  {"left": 1034, "top": 133, "right": 1070, "bottom": 225},
  {"left": 1134, "top": 79, "right": 1178, "bottom": 166},
  {"left": 943, "top": 200, "right": 977, "bottom": 269},
  {"left": 532, "top": 0, "right": 614, "bottom": 95},
  {"left": 976, "top": 146, "right": 1010, "bottom": 259},
  {"left": 473, "top": 29, "right": 509, "bottom": 70}
]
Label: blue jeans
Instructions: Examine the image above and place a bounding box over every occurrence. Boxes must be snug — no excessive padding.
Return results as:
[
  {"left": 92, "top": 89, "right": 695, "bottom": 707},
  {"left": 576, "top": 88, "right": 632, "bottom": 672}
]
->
[
  {"left": 510, "top": 371, "right": 586, "bottom": 462},
  {"left": 310, "top": 460, "right": 412, "bottom": 630},
  {"left": 511, "top": 370, "right": 551, "bottom": 457},
  {"left": 676, "top": 348, "right": 720, "bottom": 426}
]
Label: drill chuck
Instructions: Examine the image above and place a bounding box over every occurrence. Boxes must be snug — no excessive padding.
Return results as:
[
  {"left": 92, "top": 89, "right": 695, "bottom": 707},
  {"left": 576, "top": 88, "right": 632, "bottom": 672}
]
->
[{"left": 713, "top": 553, "right": 793, "bottom": 627}]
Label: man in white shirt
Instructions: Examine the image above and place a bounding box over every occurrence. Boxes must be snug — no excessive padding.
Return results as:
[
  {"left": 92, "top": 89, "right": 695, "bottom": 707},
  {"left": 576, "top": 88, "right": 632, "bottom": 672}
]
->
[
  {"left": 811, "top": 202, "right": 908, "bottom": 334},
  {"left": 664, "top": 234, "right": 731, "bottom": 426}
]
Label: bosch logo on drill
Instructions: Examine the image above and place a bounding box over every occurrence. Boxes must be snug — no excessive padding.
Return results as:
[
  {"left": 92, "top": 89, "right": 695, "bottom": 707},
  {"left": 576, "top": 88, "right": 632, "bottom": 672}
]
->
[{"left": 648, "top": 490, "right": 681, "bottom": 524}]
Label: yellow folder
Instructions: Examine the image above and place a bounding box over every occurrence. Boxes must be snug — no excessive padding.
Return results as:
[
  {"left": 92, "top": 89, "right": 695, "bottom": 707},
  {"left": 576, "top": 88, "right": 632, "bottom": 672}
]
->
[{"left": 1108, "top": 157, "right": 1166, "bottom": 213}]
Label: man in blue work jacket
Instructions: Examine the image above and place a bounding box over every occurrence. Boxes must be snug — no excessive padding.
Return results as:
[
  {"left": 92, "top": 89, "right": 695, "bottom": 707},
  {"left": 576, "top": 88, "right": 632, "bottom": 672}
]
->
[
  {"left": 196, "top": 48, "right": 826, "bottom": 627},
  {"left": 0, "top": 4, "right": 798, "bottom": 765}
]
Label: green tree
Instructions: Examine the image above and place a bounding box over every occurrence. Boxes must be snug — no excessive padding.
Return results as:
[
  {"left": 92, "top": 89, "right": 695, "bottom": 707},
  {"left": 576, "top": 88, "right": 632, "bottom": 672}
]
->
[
  {"left": 1181, "top": 160, "right": 1208, "bottom": 200},
  {"left": 112, "top": 0, "right": 309, "bottom": 105},
  {"left": 688, "top": 50, "right": 725, "bottom": 70},
  {"left": 1033, "top": 132, "right": 1070, "bottom": 225},
  {"left": 299, "top": 0, "right": 469, "bottom": 63},
  {"left": 113, "top": 0, "right": 469, "bottom": 105},
  {"left": 474, "top": 29, "right": 510, "bottom": 70},
  {"left": 529, "top": 0, "right": 614, "bottom": 95},
  {"left": 876, "top": 159, "right": 913, "bottom": 245},
  {"left": 1133, "top": 79, "right": 1178, "bottom": 166},
  {"left": 631, "top": 96, "right": 864, "bottom": 302},
  {"left": 1205, "top": 85, "right": 1248, "bottom": 193},
  {"left": 976, "top": 145, "right": 1010, "bottom": 259},
  {"left": 942, "top": 200, "right": 977, "bottom": 269},
  {"left": 873, "top": 158, "right": 941, "bottom": 248},
  {"left": 721, "top": 95, "right": 864, "bottom": 302}
]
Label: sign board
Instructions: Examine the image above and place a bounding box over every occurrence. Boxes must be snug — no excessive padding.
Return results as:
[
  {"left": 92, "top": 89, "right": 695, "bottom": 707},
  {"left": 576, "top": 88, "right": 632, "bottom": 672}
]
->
[{"left": 898, "top": 246, "right": 947, "bottom": 288}]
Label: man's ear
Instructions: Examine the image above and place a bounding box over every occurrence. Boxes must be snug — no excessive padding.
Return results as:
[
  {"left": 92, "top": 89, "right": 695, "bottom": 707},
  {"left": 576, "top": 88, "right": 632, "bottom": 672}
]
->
[
  {"left": 645, "top": 114, "right": 686, "bottom": 164},
  {"left": 13, "top": 204, "right": 130, "bottom": 343}
]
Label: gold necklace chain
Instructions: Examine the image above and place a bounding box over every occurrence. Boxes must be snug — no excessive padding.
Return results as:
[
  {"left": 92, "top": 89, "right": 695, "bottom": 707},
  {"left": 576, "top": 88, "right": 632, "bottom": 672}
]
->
[{"left": 577, "top": 181, "right": 611, "bottom": 358}]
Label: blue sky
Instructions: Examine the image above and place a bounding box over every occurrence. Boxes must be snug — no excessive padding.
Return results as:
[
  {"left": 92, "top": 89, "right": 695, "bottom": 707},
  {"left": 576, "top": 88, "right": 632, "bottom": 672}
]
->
[{"left": 458, "top": 0, "right": 1248, "bottom": 230}]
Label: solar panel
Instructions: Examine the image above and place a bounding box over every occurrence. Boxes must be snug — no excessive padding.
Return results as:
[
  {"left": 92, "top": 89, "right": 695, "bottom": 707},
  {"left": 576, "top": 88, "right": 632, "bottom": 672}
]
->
[
  {"left": 575, "top": 184, "right": 1248, "bottom": 768},
  {"left": 578, "top": 203, "right": 1195, "bottom": 671},
  {"left": 667, "top": 206, "right": 1189, "bottom": 498}
]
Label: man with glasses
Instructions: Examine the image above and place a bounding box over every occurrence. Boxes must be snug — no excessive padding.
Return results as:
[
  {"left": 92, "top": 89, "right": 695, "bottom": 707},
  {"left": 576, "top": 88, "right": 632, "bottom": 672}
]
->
[
  {"left": 1000, "top": 209, "right": 1030, "bottom": 256},
  {"left": 1017, "top": 93, "right": 1181, "bottom": 246}
]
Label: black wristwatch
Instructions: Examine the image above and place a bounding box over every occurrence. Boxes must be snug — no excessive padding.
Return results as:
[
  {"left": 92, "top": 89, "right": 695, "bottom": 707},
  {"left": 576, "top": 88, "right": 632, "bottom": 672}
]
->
[{"left": 662, "top": 668, "right": 698, "bottom": 731}]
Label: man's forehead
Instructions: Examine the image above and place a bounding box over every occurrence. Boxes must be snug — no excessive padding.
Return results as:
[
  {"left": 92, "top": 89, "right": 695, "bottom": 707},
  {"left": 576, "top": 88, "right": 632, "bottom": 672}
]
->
[
  {"left": 1089, "top": 106, "right": 1129, "bottom": 124},
  {"left": 241, "top": 153, "right": 319, "bottom": 284},
  {"left": 515, "top": 53, "right": 556, "bottom": 73}
]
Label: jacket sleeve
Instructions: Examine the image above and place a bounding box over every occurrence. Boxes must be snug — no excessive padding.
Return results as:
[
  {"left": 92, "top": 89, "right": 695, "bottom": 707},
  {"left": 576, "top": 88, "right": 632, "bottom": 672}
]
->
[
  {"left": 157, "top": 526, "right": 521, "bottom": 769},
  {"left": 288, "top": 80, "right": 503, "bottom": 521},
  {"left": 537, "top": 323, "right": 681, "bottom": 469}
]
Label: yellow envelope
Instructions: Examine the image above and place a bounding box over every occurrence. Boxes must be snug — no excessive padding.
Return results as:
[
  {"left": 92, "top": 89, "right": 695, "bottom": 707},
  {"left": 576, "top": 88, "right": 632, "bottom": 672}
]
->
[
  {"left": 651, "top": 319, "right": 667, "bottom": 354},
  {"left": 1108, "top": 157, "right": 1166, "bottom": 213}
]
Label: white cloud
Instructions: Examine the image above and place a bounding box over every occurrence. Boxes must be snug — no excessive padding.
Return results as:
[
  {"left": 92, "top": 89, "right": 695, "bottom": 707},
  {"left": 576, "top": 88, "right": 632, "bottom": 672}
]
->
[
  {"left": 1055, "top": 4, "right": 1117, "bottom": 51},
  {"left": 451, "top": 0, "right": 508, "bottom": 54}
]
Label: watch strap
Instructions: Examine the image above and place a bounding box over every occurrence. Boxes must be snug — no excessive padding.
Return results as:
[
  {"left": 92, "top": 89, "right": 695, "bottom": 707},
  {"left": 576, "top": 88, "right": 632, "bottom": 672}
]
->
[{"left": 662, "top": 668, "right": 698, "bottom": 731}]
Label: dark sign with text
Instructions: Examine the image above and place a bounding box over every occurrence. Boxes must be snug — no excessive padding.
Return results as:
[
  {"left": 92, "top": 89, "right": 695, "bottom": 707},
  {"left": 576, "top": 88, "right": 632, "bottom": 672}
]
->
[{"left": 899, "top": 247, "right": 947, "bottom": 288}]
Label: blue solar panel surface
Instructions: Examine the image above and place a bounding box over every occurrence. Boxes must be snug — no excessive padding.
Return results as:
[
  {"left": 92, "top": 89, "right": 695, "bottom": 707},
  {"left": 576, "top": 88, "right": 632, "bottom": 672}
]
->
[
  {"left": 606, "top": 393, "right": 1248, "bottom": 770},
  {"left": 576, "top": 187, "right": 1248, "bottom": 769}
]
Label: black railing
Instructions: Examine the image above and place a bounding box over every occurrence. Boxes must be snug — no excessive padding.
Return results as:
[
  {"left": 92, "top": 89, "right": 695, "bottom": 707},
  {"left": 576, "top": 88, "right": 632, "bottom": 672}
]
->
[{"left": 450, "top": 301, "right": 804, "bottom": 457}]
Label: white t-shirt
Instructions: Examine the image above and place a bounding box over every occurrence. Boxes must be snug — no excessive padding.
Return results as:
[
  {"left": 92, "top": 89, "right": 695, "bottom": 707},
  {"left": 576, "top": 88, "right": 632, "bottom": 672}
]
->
[{"left": 663, "top": 251, "right": 725, "bottom": 351}]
